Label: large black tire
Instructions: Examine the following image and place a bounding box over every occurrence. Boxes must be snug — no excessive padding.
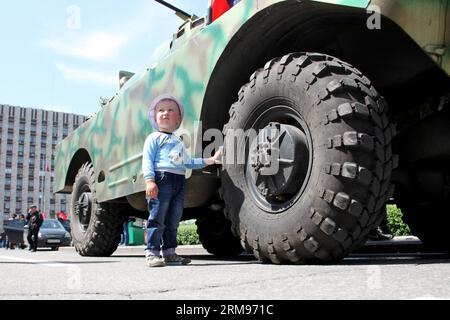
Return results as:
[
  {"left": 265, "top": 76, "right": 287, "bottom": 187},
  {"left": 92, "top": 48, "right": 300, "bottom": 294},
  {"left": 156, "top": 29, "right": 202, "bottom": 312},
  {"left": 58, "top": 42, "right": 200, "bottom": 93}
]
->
[
  {"left": 196, "top": 209, "right": 244, "bottom": 257},
  {"left": 70, "top": 163, "right": 126, "bottom": 256},
  {"left": 222, "top": 52, "right": 396, "bottom": 264}
]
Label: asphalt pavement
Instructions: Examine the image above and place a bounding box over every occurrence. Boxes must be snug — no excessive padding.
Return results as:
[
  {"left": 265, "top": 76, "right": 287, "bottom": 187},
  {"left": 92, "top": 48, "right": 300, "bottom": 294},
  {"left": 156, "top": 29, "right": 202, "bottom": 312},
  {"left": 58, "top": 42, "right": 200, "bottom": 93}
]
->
[{"left": 0, "top": 236, "right": 449, "bottom": 300}]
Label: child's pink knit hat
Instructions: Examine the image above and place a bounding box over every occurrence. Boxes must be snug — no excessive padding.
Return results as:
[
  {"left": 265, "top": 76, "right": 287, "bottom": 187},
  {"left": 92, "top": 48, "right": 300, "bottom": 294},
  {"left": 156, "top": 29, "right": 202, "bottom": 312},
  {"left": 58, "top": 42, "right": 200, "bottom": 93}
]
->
[{"left": 148, "top": 94, "right": 184, "bottom": 131}]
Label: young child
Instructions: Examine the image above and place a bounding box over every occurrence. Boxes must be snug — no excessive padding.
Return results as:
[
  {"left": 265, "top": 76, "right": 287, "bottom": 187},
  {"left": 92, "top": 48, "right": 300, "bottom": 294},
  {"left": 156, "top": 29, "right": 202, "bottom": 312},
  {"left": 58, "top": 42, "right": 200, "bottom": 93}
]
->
[{"left": 142, "top": 94, "right": 222, "bottom": 267}]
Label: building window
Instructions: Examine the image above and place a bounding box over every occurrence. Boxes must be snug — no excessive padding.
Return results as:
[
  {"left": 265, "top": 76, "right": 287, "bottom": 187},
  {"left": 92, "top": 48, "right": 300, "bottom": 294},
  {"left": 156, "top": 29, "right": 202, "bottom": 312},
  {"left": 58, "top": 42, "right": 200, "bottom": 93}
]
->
[
  {"left": 39, "top": 177, "right": 44, "bottom": 192},
  {"left": 40, "top": 154, "right": 46, "bottom": 171},
  {"left": 6, "top": 156, "right": 12, "bottom": 168}
]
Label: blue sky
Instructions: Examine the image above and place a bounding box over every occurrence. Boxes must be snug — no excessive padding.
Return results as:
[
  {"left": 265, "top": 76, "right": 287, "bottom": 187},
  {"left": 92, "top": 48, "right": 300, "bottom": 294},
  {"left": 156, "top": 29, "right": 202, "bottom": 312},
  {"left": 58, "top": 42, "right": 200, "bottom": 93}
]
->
[{"left": 0, "top": 0, "right": 207, "bottom": 117}]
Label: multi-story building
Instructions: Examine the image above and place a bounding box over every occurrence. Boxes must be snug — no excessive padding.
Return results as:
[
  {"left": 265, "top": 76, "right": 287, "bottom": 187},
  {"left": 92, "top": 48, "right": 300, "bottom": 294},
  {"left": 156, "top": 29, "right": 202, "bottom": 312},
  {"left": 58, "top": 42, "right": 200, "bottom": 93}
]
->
[{"left": 0, "top": 104, "right": 87, "bottom": 219}]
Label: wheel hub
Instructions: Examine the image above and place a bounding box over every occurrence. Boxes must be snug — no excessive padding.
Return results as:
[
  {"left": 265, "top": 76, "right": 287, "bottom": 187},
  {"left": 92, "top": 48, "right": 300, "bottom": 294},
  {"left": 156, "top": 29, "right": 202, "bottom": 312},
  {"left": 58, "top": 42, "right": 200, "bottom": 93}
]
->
[
  {"left": 77, "top": 191, "right": 92, "bottom": 231},
  {"left": 248, "top": 122, "right": 309, "bottom": 197}
]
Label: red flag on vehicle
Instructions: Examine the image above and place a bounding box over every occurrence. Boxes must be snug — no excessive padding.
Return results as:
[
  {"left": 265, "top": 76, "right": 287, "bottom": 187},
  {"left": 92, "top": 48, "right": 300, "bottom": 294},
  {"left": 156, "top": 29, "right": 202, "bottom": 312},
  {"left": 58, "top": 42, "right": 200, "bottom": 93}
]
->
[{"left": 211, "top": 0, "right": 231, "bottom": 22}]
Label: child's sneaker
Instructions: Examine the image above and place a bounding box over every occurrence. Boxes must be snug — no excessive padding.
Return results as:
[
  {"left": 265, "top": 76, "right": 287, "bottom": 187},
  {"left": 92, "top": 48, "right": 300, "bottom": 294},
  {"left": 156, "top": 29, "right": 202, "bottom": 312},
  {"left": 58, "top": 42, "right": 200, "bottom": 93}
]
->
[
  {"left": 145, "top": 255, "right": 165, "bottom": 267},
  {"left": 164, "top": 254, "right": 191, "bottom": 265}
]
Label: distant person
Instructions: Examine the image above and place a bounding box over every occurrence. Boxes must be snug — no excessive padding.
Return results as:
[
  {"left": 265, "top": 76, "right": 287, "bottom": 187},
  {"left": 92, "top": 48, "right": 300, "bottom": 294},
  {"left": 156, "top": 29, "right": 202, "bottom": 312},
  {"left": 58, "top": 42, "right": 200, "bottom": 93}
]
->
[
  {"left": 142, "top": 94, "right": 222, "bottom": 267},
  {"left": 369, "top": 216, "right": 394, "bottom": 241},
  {"left": 0, "top": 231, "right": 6, "bottom": 249},
  {"left": 120, "top": 217, "right": 137, "bottom": 246},
  {"left": 6, "top": 213, "right": 18, "bottom": 249},
  {"left": 120, "top": 219, "right": 130, "bottom": 246},
  {"left": 26, "top": 205, "right": 43, "bottom": 252}
]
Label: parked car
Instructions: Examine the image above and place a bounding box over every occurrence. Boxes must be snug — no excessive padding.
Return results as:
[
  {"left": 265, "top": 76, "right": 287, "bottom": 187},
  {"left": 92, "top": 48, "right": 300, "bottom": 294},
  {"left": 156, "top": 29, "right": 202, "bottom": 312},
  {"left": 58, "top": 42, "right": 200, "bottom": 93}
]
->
[{"left": 24, "top": 219, "right": 72, "bottom": 251}]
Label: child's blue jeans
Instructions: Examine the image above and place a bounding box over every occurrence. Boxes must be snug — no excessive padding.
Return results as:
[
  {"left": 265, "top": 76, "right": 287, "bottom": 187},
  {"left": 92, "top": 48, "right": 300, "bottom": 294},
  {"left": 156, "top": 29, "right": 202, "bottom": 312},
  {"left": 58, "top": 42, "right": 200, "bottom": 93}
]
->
[{"left": 145, "top": 171, "right": 185, "bottom": 257}]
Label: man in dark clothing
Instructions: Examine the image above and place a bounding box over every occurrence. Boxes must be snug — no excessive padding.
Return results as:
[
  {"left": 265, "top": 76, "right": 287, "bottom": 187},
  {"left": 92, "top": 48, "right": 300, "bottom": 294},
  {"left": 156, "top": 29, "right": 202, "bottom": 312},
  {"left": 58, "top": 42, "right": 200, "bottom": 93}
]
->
[{"left": 26, "top": 205, "right": 43, "bottom": 252}]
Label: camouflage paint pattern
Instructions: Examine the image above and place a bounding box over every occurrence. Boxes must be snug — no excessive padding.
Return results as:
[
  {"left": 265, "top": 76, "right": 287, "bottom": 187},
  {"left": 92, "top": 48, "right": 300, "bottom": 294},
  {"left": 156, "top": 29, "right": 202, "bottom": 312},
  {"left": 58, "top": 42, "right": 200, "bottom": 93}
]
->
[{"left": 55, "top": 0, "right": 448, "bottom": 203}]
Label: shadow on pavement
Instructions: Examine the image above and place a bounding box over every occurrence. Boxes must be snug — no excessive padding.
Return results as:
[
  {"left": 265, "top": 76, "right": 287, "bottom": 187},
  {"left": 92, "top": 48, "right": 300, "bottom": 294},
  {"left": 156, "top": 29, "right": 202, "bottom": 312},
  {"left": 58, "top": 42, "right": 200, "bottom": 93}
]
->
[
  {"left": 0, "top": 260, "right": 120, "bottom": 265},
  {"left": 71, "top": 236, "right": 450, "bottom": 266}
]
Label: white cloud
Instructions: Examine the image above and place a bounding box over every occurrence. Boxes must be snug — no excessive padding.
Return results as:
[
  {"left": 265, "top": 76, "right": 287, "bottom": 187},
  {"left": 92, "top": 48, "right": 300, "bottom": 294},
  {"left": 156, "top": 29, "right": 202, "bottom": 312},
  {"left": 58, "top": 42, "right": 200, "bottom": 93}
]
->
[
  {"left": 44, "top": 31, "right": 127, "bottom": 61},
  {"left": 56, "top": 63, "right": 116, "bottom": 86},
  {"left": 41, "top": 2, "right": 178, "bottom": 63}
]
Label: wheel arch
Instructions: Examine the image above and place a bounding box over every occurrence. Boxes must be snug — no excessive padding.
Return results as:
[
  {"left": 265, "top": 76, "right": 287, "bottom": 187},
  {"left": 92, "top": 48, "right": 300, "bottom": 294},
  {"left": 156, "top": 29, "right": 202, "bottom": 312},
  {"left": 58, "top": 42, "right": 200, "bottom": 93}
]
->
[
  {"left": 59, "top": 148, "right": 92, "bottom": 193},
  {"left": 201, "top": 0, "right": 448, "bottom": 132}
]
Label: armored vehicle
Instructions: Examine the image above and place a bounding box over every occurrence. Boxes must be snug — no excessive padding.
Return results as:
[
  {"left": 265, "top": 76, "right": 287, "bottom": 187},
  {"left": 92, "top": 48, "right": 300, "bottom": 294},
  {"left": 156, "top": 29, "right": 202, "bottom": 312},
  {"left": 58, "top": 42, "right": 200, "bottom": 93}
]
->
[{"left": 55, "top": 0, "right": 449, "bottom": 263}]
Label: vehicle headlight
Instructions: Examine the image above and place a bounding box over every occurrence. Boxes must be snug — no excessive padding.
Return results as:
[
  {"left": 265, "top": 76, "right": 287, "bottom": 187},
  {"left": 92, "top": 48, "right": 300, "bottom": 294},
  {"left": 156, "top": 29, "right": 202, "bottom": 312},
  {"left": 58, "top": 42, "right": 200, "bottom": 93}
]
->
[
  {"left": 38, "top": 232, "right": 42, "bottom": 238},
  {"left": 64, "top": 232, "right": 71, "bottom": 238}
]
